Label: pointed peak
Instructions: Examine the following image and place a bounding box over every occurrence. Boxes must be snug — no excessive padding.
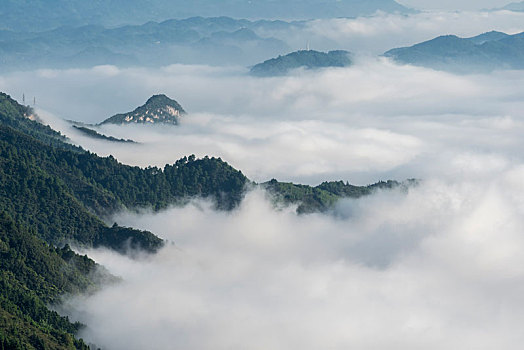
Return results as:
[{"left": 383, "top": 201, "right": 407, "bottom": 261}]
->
[{"left": 100, "top": 94, "right": 186, "bottom": 125}]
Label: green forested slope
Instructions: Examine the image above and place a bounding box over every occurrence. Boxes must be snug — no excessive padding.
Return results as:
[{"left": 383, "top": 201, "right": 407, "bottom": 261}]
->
[
  {"left": 0, "top": 92, "right": 247, "bottom": 251},
  {"left": 0, "top": 93, "right": 79, "bottom": 152},
  {"left": 0, "top": 92, "right": 247, "bottom": 347},
  {"left": 0, "top": 213, "right": 94, "bottom": 350},
  {"left": 0, "top": 91, "right": 410, "bottom": 347},
  {"left": 263, "top": 179, "right": 413, "bottom": 213}
]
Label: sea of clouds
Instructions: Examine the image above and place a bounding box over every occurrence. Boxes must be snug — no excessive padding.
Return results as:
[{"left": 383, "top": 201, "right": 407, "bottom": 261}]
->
[{"left": 3, "top": 8, "right": 524, "bottom": 350}]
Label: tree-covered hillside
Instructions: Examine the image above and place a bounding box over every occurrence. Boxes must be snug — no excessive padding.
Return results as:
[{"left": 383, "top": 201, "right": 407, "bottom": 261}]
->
[
  {"left": 0, "top": 213, "right": 96, "bottom": 349},
  {"left": 263, "top": 179, "right": 414, "bottom": 213},
  {"left": 0, "top": 91, "right": 411, "bottom": 347},
  {"left": 0, "top": 92, "right": 248, "bottom": 347},
  {"left": 250, "top": 50, "right": 352, "bottom": 76}
]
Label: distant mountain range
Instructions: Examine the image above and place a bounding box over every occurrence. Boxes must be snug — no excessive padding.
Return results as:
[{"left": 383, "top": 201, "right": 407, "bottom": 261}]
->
[
  {"left": 250, "top": 50, "right": 352, "bottom": 76},
  {"left": 499, "top": 1, "right": 524, "bottom": 11},
  {"left": 100, "top": 94, "right": 186, "bottom": 125},
  {"left": 384, "top": 30, "right": 524, "bottom": 72},
  {"left": 0, "top": 17, "right": 293, "bottom": 71},
  {"left": 0, "top": 0, "right": 412, "bottom": 32}
]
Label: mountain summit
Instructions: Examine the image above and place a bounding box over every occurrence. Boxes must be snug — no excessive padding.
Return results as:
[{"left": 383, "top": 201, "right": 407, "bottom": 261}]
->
[
  {"left": 100, "top": 94, "right": 186, "bottom": 125},
  {"left": 384, "top": 30, "right": 524, "bottom": 72},
  {"left": 250, "top": 50, "right": 352, "bottom": 76}
]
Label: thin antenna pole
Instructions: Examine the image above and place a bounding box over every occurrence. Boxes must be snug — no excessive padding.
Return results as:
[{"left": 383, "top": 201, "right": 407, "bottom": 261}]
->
[
  {"left": 22, "top": 93, "right": 25, "bottom": 104},
  {"left": 33, "top": 97, "right": 36, "bottom": 106}
]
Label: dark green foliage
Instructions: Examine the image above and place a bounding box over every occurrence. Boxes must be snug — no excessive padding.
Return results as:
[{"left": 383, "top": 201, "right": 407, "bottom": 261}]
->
[
  {"left": 72, "top": 125, "right": 136, "bottom": 143},
  {"left": 0, "top": 124, "right": 192, "bottom": 252},
  {"left": 0, "top": 90, "right": 411, "bottom": 347},
  {"left": 96, "top": 224, "right": 164, "bottom": 253},
  {"left": 0, "top": 92, "right": 247, "bottom": 347},
  {"left": 264, "top": 179, "right": 414, "bottom": 214},
  {"left": 250, "top": 50, "right": 352, "bottom": 76},
  {"left": 0, "top": 213, "right": 93, "bottom": 349},
  {"left": 0, "top": 93, "right": 78, "bottom": 152},
  {"left": 0, "top": 93, "right": 247, "bottom": 249},
  {"left": 100, "top": 94, "right": 186, "bottom": 125}
]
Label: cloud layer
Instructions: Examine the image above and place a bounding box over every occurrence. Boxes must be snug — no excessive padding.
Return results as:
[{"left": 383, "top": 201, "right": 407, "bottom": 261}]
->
[
  {"left": 66, "top": 171, "right": 524, "bottom": 349},
  {"left": 4, "top": 58, "right": 524, "bottom": 185},
  {"left": 265, "top": 10, "right": 524, "bottom": 54},
  {"left": 4, "top": 10, "right": 524, "bottom": 349}
]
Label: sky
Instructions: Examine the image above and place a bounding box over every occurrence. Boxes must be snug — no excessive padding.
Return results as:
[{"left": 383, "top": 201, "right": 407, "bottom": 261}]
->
[
  {"left": 5, "top": 6, "right": 524, "bottom": 350},
  {"left": 398, "top": 0, "right": 516, "bottom": 10}
]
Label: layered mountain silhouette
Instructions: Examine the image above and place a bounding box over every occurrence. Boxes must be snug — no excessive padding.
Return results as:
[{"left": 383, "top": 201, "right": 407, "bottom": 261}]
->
[
  {"left": 250, "top": 50, "right": 352, "bottom": 76},
  {"left": 384, "top": 31, "right": 524, "bottom": 72},
  {"left": 498, "top": 1, "right": 524, "bottom": 11},
  {"left": 0, "top": 18, "right": 291, "bottom": 71},
  {"left": 0, "top": 0, "right": 412, "bottom": 32}
]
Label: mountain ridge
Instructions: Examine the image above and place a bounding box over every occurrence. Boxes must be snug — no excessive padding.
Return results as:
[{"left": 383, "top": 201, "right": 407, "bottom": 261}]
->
[
  {"left": 0, "top": 91, "right": 413, "bottom": 347},
  {"left": 99, "top": 94, "right": 186, "bottom": 125},
  {"left": 384, "top": 30, "right": 524, "bottom": 72},
  {"left": 0, "top": 17, "right": 291, "bottom": 71},
  {"left": 0, "top": 0, "right": 412, "bottom": 32},
  {"left": 250, "top": 49, "right": 352, "bottom": 76}
]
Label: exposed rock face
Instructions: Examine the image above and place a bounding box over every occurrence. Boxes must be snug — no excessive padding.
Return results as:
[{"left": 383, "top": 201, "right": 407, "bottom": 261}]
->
[{"left": 100, "top": 94, "right": 186, "bottom": 125}]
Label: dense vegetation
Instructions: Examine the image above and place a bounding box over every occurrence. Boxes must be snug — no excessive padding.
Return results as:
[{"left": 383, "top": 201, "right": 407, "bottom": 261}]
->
[
  {"left": 0, "top": 213, "right": 96, "bottom": 349},
  {"left": 250, "top": 50, "right": 352, "bottom": 76},
  {"left": 0, "top": 92, "right": 248, "bottom": 347},
  {"left": 0, "top": 124, "right": 165, "bottom": 252},
  {"left": 0, "top": 93, "right": 78, "bottom": 152},
  {"left": 0, "top": 91, "right": 412, "bottom": 347},
  {"left": 0, "top": 93, "right": 247, "bottom": 248},
  {"left": 73, "top": 125, "right": 136, "bottom": 143},
  {"left": 264, "top": 179, "right": 414, "bottom": 213}
]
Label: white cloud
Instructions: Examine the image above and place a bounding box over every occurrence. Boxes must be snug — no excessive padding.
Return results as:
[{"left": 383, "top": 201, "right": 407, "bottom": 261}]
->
[
  {"left": 6, "top": 58, "right": 523, "bottom": 185},
  {"left": 295, "top": 10, "right": 524, "bottom": 54},
  {"left": 65, "top": 174, "right": 524, "bottom": 349},
  {"left": 4, "top": 10, "right": 524, "bottom": 348}
]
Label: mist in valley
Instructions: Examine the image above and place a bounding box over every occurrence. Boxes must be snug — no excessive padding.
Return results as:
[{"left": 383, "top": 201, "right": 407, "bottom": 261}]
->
[{"left": 2, "top": 5, "right": 524, "bottom": 349}]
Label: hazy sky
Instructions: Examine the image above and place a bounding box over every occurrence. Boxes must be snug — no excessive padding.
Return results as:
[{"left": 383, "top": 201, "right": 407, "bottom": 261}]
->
[{"left": 399, "top": 0, "right": 515, "bottom": 10}]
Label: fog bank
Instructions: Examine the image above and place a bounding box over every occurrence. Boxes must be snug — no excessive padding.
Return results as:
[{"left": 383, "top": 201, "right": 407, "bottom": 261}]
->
[
  {"left": 66, "top": 174, "right": 524, "bottom": 349},
  {"left": 3, "top": 59, "right": 524, "bottom": 185}
]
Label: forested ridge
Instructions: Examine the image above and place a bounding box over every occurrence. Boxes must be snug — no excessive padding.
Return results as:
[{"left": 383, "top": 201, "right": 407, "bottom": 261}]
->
[
  {"left": 0, "top": 92, "right": 248, "bottom": 348},
  {"left": 263, "top": 178, "right": 414, "bottom": 214},
  {"left": 250, "top": 50, "right": 352, "bottom": 76},
  {"left": 0, "top": 91, "right": 410, "bottom": 347},
  {"left": 0, "top": 213, "right": 95, "bottom": 349}
]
